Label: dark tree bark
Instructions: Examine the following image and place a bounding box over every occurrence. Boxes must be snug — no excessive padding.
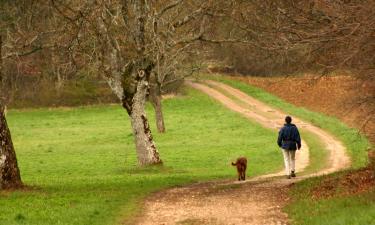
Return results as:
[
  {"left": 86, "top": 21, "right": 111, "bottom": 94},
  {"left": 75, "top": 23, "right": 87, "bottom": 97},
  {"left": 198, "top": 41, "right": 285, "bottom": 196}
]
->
[
  {"left": 0, "top": 103, "right": 22, "bottom": 189},
  {"left": 149, "top": 73, "right": 166, "bottom": 133},
  {"left": 150, "top": 86, "right": 166, "bottom": 133},
  {"left": 0, "top": 35, "right": 22, "bottom": 189}
]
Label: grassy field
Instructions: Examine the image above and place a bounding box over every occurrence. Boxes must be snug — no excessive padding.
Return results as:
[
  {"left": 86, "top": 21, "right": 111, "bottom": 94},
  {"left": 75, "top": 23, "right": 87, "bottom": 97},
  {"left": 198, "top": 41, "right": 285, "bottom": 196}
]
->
[
  {"left": 1, "top": 88, "right": 283, "bottom": 225},
  {"left": 2, "top": 76, "right": 372, "bottom": 225}
]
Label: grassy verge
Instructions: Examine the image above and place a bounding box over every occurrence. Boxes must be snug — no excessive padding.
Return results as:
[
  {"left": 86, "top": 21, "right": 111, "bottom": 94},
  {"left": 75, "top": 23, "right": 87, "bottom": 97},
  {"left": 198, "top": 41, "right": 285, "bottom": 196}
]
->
[
  {"left": 285, "top": 173, "right": 375, "bottom": 225},
  {"left": 206, "top": 74, "right": 370, "bottom": 168},
  {"left": 1, "top": 88, "right": 283, "bottom": 225},
  {"left": 299, "top": 130, "right": 329, "bottom": 175}
]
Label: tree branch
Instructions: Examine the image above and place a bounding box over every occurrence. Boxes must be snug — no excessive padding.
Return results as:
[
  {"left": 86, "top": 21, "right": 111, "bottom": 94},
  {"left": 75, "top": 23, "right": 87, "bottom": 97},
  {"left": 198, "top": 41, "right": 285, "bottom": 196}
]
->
[{"left": 156, "top": 0, "right": 184, "bottom": 18}]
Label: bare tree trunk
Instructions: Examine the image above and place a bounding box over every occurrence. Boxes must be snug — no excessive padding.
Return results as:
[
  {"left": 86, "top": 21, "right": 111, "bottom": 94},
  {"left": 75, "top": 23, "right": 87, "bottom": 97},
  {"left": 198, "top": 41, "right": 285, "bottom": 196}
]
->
[
  {"left": 0, "top": 103, "right": 22, "bottom": 189},
  {"left": 53, "top": 54, "right": 63, "bottom": 94},
  {"left": 149, "top": 82, "right": 166, "bottom": 133},
  {"left": 122, "top": 72, "right": 162, "bottom": 165}
]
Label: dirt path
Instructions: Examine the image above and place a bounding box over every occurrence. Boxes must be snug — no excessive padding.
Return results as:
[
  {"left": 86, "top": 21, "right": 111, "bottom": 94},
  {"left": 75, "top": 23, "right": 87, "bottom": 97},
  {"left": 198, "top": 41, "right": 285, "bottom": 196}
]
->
[
  {"left": 204, "top": 80, "right": 350, "bottom": 176},
  {"left": 134, "top": 80, "right": 350, "bottom": 225}
]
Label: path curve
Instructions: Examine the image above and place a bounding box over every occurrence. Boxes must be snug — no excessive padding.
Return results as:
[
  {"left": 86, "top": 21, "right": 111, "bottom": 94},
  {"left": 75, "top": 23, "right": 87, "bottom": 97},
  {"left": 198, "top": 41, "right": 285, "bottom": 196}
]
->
[
  {"left": 204, "top": 80, "right": 350, "bottom": 176},
  {"left": 134, "top": 80, "right": 350, "bottom": 225}
]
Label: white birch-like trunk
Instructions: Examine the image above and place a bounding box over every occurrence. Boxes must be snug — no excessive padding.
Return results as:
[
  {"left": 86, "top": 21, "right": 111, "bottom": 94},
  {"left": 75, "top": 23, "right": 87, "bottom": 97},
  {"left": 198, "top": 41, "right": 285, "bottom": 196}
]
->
[{"left": 129, "top": 79, "right": 162, "bottom": 165}]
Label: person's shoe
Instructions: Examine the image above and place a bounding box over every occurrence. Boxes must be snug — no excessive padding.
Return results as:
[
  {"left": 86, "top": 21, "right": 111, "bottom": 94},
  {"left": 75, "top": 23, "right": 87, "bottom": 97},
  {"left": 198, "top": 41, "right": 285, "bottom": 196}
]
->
[
  {"left": 291, "top": 171, "right": 296, "bottom": 178},
  {"left": 287, "top": 175, "right": 291, "bottom": 179}
]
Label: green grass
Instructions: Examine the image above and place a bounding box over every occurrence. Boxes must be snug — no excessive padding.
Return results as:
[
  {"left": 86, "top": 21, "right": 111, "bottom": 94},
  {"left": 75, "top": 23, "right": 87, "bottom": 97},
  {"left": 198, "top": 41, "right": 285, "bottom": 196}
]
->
[
  {"left": 207, "top": 75, "right": 370, "bottom": 168},
  {"left": 285, "top": 174, "right": 375, "bottom": 225},
  {"left": 1, "top": 88, "right": 283, "bottom": 225},
  {"left": 299, "top": 130, "right": 329, "bottom": 175}
]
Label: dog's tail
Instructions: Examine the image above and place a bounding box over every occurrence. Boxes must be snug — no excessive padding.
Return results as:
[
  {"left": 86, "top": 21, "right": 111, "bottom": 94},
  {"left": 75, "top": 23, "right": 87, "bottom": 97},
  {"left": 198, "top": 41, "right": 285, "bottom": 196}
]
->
[{"left": 231, "top": 162, "right": 237, "bottom": 166}]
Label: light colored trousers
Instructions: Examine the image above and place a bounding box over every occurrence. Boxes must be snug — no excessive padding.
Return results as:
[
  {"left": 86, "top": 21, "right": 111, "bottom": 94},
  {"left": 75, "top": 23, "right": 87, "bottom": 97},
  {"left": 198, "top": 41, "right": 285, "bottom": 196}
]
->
[{"left": 282, "top": 149, "right": 296, "bottom": 175}]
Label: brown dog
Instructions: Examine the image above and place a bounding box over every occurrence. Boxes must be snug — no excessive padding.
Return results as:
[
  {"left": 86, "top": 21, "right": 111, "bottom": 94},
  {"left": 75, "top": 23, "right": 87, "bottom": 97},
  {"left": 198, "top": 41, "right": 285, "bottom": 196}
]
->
[{"left": 232, "top": 157, "right": 247, "bottom": 181}]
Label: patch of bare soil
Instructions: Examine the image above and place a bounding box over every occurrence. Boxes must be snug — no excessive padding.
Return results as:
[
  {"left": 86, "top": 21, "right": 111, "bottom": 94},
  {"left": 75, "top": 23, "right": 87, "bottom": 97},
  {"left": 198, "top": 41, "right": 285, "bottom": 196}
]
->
[
  {"left": 311, "top": 167, "right": 375, "bottom": 200},
  {"left": 134, "top": 179, "right": 291, "bottom": 225},
  {"left": 312, "top": 153, "right": 375, "bottom": 200},
  {"left": 132, "top": 80, "right": 350, "bottom": 225}
]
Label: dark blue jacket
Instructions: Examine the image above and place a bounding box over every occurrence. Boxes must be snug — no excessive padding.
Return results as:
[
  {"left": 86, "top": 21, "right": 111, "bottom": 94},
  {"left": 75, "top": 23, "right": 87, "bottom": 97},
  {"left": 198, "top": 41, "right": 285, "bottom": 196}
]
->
[{"left": 277, "top": 123, "right": 301, "bottom": 150}]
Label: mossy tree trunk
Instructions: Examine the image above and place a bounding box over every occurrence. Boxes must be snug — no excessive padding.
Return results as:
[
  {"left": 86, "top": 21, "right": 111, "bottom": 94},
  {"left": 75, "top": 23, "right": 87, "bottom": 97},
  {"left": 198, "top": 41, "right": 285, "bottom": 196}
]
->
[{"left": 121, "top": 59, "right": 162, "bottom": 165}]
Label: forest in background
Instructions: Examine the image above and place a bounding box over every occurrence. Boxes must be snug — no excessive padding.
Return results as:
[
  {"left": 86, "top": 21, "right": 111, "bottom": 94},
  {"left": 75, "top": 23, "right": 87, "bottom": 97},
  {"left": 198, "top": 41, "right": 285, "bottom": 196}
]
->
[
  {"left": 0, "top": 0, "right": 373, "bottom": 108},
  {"left": 1, "top": 1, "right": 373, "bottom": 159}
]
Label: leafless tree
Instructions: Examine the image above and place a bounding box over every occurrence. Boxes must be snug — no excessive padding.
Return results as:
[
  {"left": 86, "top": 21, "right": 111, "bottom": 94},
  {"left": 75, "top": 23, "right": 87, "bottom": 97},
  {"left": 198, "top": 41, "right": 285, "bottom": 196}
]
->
[
  {"left": 0, "top": 0, "right": 64, "bottom": 189},
  {"left": 50, "top": 0, "right": 232, "bottom": 165},
  {"left": 0, "top": 1, "right": 42, "bottom": 189}
]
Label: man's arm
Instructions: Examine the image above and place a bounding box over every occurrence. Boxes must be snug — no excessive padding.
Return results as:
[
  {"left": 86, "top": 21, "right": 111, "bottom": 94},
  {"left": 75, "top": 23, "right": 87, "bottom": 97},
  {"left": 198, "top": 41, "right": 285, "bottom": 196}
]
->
[
  {"left": 277, "top": 129, "right": 283, "bottom": 147},
  {"left": 295, "top": 127, "right": 301, "bottom": 149}
]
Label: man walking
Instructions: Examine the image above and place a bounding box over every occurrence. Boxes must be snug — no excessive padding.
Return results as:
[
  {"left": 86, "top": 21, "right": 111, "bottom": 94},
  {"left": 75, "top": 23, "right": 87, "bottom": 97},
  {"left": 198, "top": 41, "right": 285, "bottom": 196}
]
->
[{"left": 277, "top": 116, "right": 301, "bottom": 179}]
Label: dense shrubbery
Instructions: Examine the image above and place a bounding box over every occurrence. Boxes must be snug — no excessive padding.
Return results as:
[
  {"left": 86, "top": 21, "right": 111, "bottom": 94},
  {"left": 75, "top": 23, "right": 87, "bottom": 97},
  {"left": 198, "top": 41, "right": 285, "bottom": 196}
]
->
[{"left": 5, "top": 76, "right": 116, "bottom": 108}]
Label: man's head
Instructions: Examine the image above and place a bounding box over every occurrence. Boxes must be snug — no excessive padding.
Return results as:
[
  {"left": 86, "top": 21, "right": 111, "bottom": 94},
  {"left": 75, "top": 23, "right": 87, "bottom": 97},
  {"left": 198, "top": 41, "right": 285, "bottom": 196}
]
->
[{"left": 285, "top": 116, "right": 292, "bottom": 124}]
